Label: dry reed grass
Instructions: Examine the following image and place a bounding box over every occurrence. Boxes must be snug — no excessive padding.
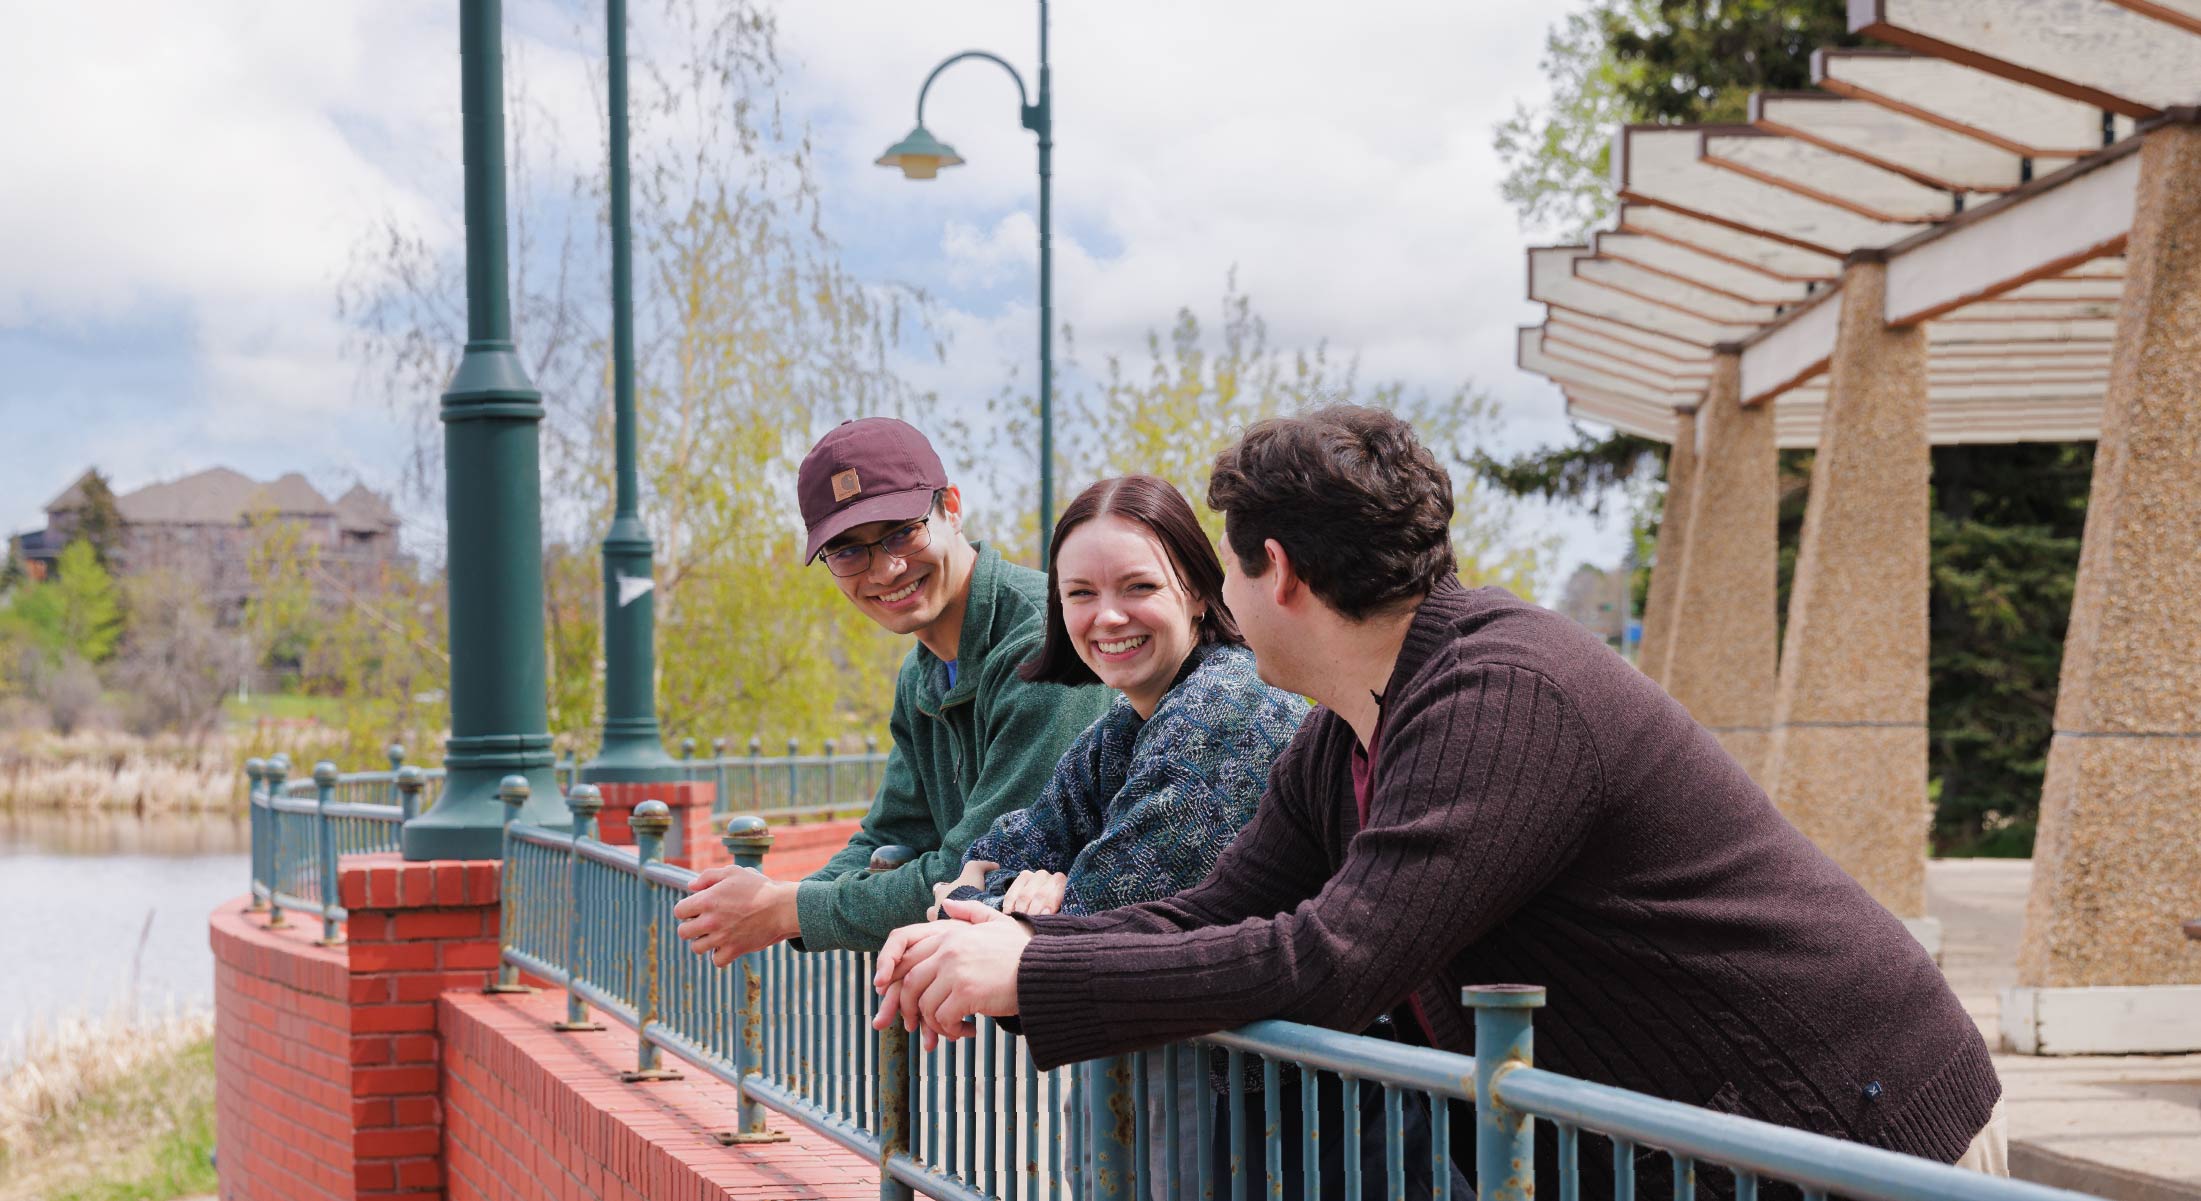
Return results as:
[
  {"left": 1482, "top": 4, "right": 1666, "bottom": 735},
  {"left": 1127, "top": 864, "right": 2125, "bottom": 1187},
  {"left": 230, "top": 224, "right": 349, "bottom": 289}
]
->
[
  {"left": 0, "top": 729, "right": 346, "bottom": 814},
  {"left": 0, "top": 1002, "right": 213, "bottom": 1163}
]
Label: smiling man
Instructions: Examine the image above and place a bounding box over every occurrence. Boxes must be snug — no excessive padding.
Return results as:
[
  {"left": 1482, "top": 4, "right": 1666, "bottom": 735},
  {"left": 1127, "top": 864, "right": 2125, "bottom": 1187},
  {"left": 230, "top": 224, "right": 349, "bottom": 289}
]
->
[{"left": 673, "top": 417, "right": 1111, "bottom": 960}]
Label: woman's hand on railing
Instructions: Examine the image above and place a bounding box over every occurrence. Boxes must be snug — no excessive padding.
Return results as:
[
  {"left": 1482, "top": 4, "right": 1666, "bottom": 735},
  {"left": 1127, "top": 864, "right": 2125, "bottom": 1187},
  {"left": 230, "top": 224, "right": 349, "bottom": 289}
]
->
[
  {"left": 873, "top": 898, "right": 1031, "bottom": 1050},
  {"left": 1001, "top": 870, "right": 1067, "bottom": 916},
  {"left": 928, "top": 859, "right": 999, "bottom": 920}
]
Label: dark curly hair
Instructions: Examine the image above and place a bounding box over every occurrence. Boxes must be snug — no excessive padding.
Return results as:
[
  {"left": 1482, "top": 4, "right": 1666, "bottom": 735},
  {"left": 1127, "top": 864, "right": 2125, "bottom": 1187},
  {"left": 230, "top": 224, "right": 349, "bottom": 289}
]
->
[
  {"left": 1020, "top": 475, "right": 1244, "bottom": 686},
  {"left": 1205, "top": 405, "right": 1455, "bottom": 620}
]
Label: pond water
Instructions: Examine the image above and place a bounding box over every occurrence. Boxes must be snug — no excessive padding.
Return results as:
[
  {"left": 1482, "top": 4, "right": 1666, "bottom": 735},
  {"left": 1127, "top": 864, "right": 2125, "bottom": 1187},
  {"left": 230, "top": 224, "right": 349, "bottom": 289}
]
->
[{"left": 0, "top": 813, "right": 249, "bottom": 1065}]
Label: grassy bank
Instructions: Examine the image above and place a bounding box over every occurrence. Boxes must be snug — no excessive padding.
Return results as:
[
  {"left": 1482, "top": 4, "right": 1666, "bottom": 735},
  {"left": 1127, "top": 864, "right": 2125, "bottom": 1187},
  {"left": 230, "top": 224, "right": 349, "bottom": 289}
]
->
[{"left": 0, "top": 1008, "right": 216, "bottom": 1201}]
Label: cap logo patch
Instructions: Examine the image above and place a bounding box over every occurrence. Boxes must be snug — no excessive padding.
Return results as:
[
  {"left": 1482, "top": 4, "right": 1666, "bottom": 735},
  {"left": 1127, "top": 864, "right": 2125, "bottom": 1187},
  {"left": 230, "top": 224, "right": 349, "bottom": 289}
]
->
[{"left": 832, "top": 469, "right": 862, "bottom": 502}]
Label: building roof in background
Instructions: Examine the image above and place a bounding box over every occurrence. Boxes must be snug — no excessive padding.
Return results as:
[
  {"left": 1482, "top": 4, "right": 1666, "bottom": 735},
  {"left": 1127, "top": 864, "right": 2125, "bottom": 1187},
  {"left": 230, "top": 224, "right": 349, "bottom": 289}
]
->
[
  {"left": 44, "top": 466, "right": 400, "bottom": 530},
  {"left": 333, "top": 483, "right": 400, "bottom": 533}
]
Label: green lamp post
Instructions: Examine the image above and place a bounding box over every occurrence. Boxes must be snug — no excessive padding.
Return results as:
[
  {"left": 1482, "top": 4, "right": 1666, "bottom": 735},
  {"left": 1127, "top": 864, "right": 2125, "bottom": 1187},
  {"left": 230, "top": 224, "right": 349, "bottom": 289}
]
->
[
  {"left": 402, "top": 0, "right": 569, "bottom": 859},
  {"left": 581, "top": 0, "right": 678, "bottom": 785},
  {"left": 877, "top": 0, "right": 1057, "bottom": 561}
]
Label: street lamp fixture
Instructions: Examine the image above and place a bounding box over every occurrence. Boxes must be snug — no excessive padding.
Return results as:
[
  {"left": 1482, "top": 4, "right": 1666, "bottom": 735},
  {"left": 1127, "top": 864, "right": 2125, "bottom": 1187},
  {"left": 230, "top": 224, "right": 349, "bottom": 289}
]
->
[
  {"left": 878, "top": 3, "right": 1058, "bottom": 561},
  {"left": 876, "top": 126, "right": 964, "bottom": 180}
]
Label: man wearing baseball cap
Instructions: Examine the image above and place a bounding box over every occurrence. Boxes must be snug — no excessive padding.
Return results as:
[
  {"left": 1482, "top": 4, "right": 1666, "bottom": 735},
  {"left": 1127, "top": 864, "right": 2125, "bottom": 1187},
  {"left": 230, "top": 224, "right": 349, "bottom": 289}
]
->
[{"left": 674, "top": 418, "right": 1111, "bottom": 958}]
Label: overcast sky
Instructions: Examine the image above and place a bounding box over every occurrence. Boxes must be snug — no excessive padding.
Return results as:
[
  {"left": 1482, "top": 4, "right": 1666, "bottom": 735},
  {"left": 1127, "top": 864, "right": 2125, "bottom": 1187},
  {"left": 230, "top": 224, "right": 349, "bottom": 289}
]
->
[{"left": 0, "top": 0, "right": 1626, "bottom": 599}]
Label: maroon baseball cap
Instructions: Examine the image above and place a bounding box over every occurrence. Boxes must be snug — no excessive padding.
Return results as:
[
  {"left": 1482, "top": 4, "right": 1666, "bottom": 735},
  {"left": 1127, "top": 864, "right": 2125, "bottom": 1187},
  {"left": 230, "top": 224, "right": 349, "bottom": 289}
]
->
[{"left": 797, "top": 418, "right": 949, "bottom": 563}]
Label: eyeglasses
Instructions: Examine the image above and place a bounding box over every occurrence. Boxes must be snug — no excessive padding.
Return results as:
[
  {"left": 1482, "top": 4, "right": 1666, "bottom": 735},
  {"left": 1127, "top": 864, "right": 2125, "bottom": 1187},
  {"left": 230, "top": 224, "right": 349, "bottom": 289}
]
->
[{"left": 820, "top": 517, "right": 933, "bottom": 578}]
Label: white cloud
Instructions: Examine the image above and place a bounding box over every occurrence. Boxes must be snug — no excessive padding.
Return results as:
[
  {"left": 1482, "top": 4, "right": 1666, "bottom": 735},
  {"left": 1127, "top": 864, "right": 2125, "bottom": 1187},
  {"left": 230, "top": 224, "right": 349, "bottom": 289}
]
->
[{"left": 1, "top": 0, "right": 1632, "bottom": 596}]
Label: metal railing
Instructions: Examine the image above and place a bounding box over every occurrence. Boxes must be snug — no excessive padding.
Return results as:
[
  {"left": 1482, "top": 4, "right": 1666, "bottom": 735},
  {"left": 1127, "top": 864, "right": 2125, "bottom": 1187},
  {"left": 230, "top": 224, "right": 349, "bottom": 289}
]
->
[
  {"left": 673, "top": 735, "right": 890, "bottom": 820},
  {"left": 246, "top": 747, "right": 443, "bottom": 944},
  {"left": 495, "top": 797, "right": 2098, "bottom": 1201}
]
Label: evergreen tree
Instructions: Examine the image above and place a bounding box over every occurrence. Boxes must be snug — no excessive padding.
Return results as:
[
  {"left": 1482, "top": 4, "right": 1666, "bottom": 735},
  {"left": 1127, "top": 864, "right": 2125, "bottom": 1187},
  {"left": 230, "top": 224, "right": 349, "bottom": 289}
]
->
[{"left": 73, "top": 470, "right": 126, "bottom": 567}]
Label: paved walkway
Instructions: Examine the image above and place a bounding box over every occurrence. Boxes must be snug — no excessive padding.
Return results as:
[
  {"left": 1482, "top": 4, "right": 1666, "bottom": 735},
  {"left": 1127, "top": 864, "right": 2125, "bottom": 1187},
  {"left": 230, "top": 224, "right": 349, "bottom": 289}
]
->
[{"left": 1928, "top": 859, "right": 2201, "bottom": 1201}]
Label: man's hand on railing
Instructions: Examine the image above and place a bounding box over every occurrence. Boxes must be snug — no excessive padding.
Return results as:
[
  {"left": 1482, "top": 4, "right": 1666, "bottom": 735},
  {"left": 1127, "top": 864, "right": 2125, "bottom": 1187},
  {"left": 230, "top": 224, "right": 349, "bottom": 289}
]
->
[
  {"left": 928, "top": 859, "right": 999, "bottom": 920},
  {"left": 872, "top": 898, "right": 1030, "bottom": 1050},
  {"left": 673, "top": 864, "right": 802, "bottom": 966}
]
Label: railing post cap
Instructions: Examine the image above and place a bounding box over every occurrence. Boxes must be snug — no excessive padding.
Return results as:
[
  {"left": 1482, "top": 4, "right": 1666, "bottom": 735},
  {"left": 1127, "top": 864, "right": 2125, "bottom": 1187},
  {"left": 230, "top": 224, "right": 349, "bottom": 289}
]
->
[
  {"left": 313, "top": 761, "right": 340, "bottom": 786},
  {"left": 680, "top": 736, "right": 696, "bottom": 757},
  {"left": 387, "top": 741, "right": 405, "bottom": 759},
  {"left": 867, "top": 844, "right": 916, "bottom": 873},
  {"left": 1462, "top": 984, "right": 1547, "bottom": 1009},
  {"left": 245, "top": 758, "right": 266, "bottom": 779},
  {"left": 630, "top": 798, "right": 673, "bottom": 833},
  {"left": 265, "top": 756, "right": 290, "bottom": 780},
  {"left": 395, "top": 765, "right": 425, "bottom": 790},
  {"left": 498, "top": 774, "right": 531, "bottom": 806},
  {"left": 565, "top": 782, "right": 604, "bottom": 815},
  {"left": 711, "top": 736, "right": 727, "bottom": 754},
  {"left": 722, "top": 814, "right": 772, "bottom": 844}
]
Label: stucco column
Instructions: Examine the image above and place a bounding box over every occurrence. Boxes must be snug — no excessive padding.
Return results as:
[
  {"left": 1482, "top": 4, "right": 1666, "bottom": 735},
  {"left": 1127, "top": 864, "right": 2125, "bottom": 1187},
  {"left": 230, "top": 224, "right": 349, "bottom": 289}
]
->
[
  {"left": 1638, "top": 405, "right": 1699, "bottom": 685},
  {"left": 1763, "top": 258, "right": 1931, "bottom": 920},
  {"left": 1661, "top": 352, "right": 1779, "bottom": 784},
  {"left": 2018, "top": 121, "right": 2201, "bottom": 995}
]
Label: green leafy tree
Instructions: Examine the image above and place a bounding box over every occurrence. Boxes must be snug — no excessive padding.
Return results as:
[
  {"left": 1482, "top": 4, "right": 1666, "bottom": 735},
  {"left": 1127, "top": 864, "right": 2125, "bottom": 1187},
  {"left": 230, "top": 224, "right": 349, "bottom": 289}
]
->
[
  {"left": 5, "top": 541, "right": 123, "bottom": 666},
  {"left": 1494, "top": 0, "right": 1859, "bottom": 239},
  {"left": 72, "top": 470, "right": 127, "bottom": 568},
  {"left": 1926, "top": 444, "right": 2090, "bottom": 855},
  {"left": 961, "top": 274, "right": 1555, "bottom": 600}
]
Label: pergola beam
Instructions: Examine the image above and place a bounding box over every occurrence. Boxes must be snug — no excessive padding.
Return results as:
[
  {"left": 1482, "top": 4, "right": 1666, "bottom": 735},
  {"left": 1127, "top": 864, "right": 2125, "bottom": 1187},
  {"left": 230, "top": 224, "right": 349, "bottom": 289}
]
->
[
  {"left": 1701, "top": 129, "right": 1969, "bottom": 222},
  {"left": 1618, "top": 126, "right": 1918, "bottom": 255},
  {"left": 1617, "top": 205, "right": 1844, "bottom": 281},
  {"left": 1880, "top": 141, "right": 2140, "bottom": 324},
  {"left": 1739, "top": 286, "right": 1844, "bottom": 404},
  {"left": 1751, "top": 93, "right": 2037, "bottom": 191},
  {"left": 1852, "top": 0, "right": 2201, "bottom": 117},
  {"left": 1813, "top": 49, "right": 2137, "bottom": 156}
]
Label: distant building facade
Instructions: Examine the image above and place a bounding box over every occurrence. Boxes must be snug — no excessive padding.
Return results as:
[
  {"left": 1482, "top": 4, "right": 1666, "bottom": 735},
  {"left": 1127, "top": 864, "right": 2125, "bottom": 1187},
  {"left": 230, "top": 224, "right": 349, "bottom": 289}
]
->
[
  {"left": 1556, "top": 562, "right": 1633, "bottom": 653},
  {"left": 16, "top": 468, "right": 411, "bottom": 619}
]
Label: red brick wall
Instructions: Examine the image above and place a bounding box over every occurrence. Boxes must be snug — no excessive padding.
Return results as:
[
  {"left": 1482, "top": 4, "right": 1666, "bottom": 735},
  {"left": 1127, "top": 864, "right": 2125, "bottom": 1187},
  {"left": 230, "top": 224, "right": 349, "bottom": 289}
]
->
[
  {"left": 440, "top": 987, "right": 876, "bottom": 1201},
  {"left": 213, "top": 854, "right": 504, "bottom": 1201},
  {"left": 211, "top": 822, "right": 876, "bottom": 1201},
  {"left": 213, "top": 905, "right": 355, "bottom": 1201}
]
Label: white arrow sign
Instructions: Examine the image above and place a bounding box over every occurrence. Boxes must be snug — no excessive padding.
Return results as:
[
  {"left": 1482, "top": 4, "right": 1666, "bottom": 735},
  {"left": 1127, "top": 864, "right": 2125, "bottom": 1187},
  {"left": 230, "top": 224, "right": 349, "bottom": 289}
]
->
[{"left": 616, "top": 573, "right": 655, "bottom": 608}]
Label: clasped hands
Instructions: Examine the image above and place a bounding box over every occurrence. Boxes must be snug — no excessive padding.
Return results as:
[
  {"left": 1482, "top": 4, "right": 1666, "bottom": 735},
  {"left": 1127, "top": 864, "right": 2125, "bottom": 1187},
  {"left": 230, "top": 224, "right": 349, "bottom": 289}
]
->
[{"left": 871, "top": 898, "right": 1031, "bottom": 1049}]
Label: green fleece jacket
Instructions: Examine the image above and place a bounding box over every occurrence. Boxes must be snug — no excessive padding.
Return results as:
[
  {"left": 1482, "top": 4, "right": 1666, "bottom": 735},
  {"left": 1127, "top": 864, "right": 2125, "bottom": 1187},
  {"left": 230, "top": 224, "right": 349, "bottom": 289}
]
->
[{"left": 794, "top": 543, "right": 1112, "bottom": 952}]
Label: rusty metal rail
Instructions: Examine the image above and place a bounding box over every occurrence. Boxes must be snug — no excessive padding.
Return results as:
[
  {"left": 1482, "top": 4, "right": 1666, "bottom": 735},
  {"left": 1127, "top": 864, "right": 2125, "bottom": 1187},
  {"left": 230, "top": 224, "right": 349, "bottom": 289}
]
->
[
  {"left": 494, "top": 799, "right": 2108, "bottom": 1201},
  {"left": 245, "top": 752, "right": 444, "bottom": 943}
]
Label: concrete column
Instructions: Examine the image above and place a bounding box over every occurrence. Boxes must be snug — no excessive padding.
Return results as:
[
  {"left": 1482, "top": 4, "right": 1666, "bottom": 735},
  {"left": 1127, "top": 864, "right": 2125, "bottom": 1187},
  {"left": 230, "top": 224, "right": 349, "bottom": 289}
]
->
[
  {"left": 1661, "top": 352, "right": 1779, "bottom": 784},
  {"left": 2016, "top": 121, "right": 2201, "bottom": 1008},
  {"left": 1638, "top": 405, "right": 1699, "bottom": 685},
  {"left": 1762, "top": 258, "right": 1931, "bottom": 922}
]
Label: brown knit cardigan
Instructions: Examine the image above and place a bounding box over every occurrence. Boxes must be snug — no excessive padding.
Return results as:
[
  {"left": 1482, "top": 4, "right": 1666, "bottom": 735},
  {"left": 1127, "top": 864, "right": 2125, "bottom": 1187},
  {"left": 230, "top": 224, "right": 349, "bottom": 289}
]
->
[{"left": 1014, "top": 579, "right": 1998, "bottom": 1187}]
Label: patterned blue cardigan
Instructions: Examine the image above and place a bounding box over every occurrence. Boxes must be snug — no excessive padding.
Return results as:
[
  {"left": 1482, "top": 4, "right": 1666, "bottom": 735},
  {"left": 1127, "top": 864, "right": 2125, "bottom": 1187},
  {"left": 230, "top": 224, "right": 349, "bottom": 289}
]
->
[{"left": 959, "top": 643, "right": 1309, "bottom": 915}]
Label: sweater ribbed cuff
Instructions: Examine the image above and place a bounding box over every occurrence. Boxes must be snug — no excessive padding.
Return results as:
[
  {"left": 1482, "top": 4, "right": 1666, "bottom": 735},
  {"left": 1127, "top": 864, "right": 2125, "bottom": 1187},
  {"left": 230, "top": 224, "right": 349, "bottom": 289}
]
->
[
  {"left": 1867, "top": 1028, "right": 2001, "bottom": 1162},
  {"left": 1014, "top": 932, "right": 1123, "bottom": 1069}
]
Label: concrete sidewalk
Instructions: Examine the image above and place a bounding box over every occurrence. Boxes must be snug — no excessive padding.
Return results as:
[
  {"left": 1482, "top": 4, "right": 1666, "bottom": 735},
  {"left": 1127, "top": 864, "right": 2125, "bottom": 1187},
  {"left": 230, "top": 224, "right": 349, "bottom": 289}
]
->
[{"left": 1928, "top": 860, "right": 2201, "bottom": 1201}]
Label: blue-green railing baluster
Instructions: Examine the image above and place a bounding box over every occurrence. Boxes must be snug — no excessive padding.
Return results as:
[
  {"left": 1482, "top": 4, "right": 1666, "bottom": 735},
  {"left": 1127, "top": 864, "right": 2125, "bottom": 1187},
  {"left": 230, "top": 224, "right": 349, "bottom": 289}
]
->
[
  {"left": 554, "top": 784, "right": 605, "bottom": 1032},
  {"left": 1261, "top": 1056, "right": 1282, "bottom": 1201},
  {"left": 385, "top": 743, "right": 406, "bottom": 805},
  {"left": 1342, "top": 1072, "right": 1361, "bottom": 1201},
  {"left": 1225, "top": 1049, "right": 1245, "bottom": 1201},
  {"left": 487, "top": 776, "right": 535, "bottom": 994},
  {"left": 720, "top": 815, "right": 786, "bottom": 1140},
  {"left": 396, "top": 766, "right": 424, "bottom": 824},
  {"left": 620, "top": 799, "right": 680, "bottom": 1081},
  {"left": 1615, "top": 1138, "right": 1637, "bottom": 1201},
  {"left": 313, "top": 761, "right": 343, "bottom": 945},
  {"left": 824, "top": 738, "right": 837, "bottom": 813},
  {"left": 1469, "top": 984, "right": 1545, "bottom": 1201},
  {"left": 1435, "top": 1090, "right": 1455, "bottom": 1201},
  {"left": 711, "top": 737, "right": 728, "bottom": 815},
  {"left": 1675, "top": 1154, "right": 1697, "bottom": 1201},
  {"left": 1301, "top": 1062, "right": 1320, "bottom": 1201},
  {"left": 246, "top": 759, "right": 268, "bottom": 910},
  {"left": 1385, "top": 1084, "right": 1406, "bottom": 1201},
  {"left": 264, "top": 756, "right": 289, "bottom": 928},
  {"left": 1557, "top": 1120, "right": 1579, "bottom": 1201}
]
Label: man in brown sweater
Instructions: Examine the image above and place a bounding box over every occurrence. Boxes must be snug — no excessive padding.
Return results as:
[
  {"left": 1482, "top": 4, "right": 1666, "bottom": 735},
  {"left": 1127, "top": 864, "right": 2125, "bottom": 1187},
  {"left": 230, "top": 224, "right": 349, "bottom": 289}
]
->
[{"left": 874, "top": 406, "right": 2002, "bottom": 1191}]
